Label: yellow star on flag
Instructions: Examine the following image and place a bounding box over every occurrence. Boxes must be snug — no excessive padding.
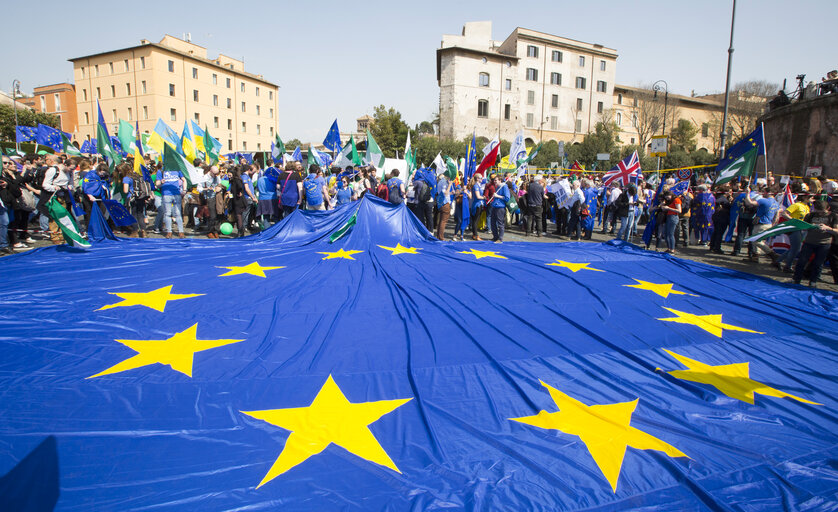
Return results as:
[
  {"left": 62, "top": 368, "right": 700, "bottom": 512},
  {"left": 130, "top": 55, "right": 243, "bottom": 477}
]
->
[
  {"left": 97, "top": 285, "right": 204, "bottom": 313},
  {"left": 87, "top": 324, "right": 244, "bottom": 379},
  {"left": 317, "top": 249, "right": 364, "bottom": 260},
  {"left": 510, "top": 380, "right": 687, "bottom": 492},
  {"left": 217, "top": 261, "right": 285, "bottom": 278},
  {"left": 662, "top": 349, "right": 821, "bottom": 405},
  {"left": 546, "top": 260, "right": 604, "bottom": 272},
  {"left": 458, "top": 248, "right": 506, "bottom": 260},
  {"left": 241, "top": 375, "right": 412, "bottom": 488},
  {"left": 377, "top": 244, "right": 421, "bottom": 255},
  {"left": 623, "top": 279, "right": 697, "bottom": 298},
  {"left": 657, "top": 308, "right": 763, "bottom": 338}
]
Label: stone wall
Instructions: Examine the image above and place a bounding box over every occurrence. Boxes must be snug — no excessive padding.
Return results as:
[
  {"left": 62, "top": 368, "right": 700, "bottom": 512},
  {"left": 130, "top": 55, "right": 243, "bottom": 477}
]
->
[{"left": 760, "top": 93, "right": 838, "bottom": 177}]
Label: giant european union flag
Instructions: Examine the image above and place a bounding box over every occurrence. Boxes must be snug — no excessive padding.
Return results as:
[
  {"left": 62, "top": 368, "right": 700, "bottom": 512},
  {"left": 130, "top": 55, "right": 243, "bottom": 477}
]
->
[{"left": 1, "top": 195, "right": 837, "bottom": 510}]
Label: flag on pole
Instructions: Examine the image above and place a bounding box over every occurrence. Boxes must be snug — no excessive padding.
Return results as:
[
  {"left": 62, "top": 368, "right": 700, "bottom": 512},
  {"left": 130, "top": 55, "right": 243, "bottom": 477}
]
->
[
  {"left": 602, "top": 151, "right": 641, "bottom": 187},
  {"left": 443, "top": 156, "right": 458, "bottom": 179},
  {"left": 190, "top": 121, "right": 206, "bottom": 155},
  {"left": 271, "top": 135, "right": 285, "bottom": 163},
  {"left": 780, "top": 183, "right": 795, "bottom": 209},
  {"left": 203, "top": 126, "right": 218, "bottom": 165},
  {"left": 744, "top": 219, "right": 816, "bottom": 243},
  {"left": 715, "top": 126, "right": 765, "bottom": 185},
  {"left": 47, "top": 194, "right": 91, "bottom": 249},
  {"left": 476, "top": 141, "right": 500, "bottom": 176},
  {"left": 365, "top": 130, "right": 385, "bottom": 169},
  {"left": 116, "top": 120, "right": 137, "bottom": 157},
  {"left": 61, "top": 133, "right": 82, "bottom": 156},
  {"left": 336, "top": 136, "right": 363, "bottom": 168},
  {"left": 323, "top": 120, "right": 342, "bottom": 153},
  {"left": 290, "top": 146, "right": 302, "bottom": 162},
  {"left": 464, "top": 133, "right": 477, "bottom": 182},
  {"left": 405, "top": 131, "right": 416, "bottom": 177},
  {"left": 35, "top": 124, "right": 63, "bottom": 152},
  {"left": 163, "top": 144, "right": 201, "bottom": 189},
  {"left": 508, "top": 130, "right": 527, "bottom": 168},
  {"left": 432, "top": 152, "right": 445, "bottom": 171},
  {"left": 180, "top": 121, "right": 197, "bottom": 163}
]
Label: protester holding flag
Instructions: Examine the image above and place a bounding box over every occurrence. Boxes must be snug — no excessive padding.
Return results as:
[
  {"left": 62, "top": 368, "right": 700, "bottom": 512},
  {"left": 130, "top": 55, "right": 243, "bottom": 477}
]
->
[
  {"left": 660, "top": 190, "right": 682, "bottom": 254},
  {"left": 40, "top": 154, "right": 75, "bottom": 244},
  {"left": 778, "top": 193, "right": 813, "bottom": 273},
  {"left": 490, "top": 175, "right": 510, "bottom": 243},
  {"left": 692, "top": 185, "right": 715, "bottom": 246},
  {"left": 793, "top": 200, "right": 838, "bottom": 287},
  {"left": 468, "top": 173, "right": 485, "bottom": 240},
  {"left": 742, "top": 185, "right": 781, "bottom": 265},
  {"left": 435, "top": 171, "right": 453, "bottom": 241}
]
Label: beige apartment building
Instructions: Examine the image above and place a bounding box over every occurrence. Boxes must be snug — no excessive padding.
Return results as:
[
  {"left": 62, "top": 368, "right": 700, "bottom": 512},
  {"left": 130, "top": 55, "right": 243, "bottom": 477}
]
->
[
  {"left": 438, "top": 22, "right": 618, "bottom": 144},
  {"left": 70, "top": 35, "right": 278, "bottom": 153},
  {"left": 611, "top": 85, "right": 725, "bottom": 154}
]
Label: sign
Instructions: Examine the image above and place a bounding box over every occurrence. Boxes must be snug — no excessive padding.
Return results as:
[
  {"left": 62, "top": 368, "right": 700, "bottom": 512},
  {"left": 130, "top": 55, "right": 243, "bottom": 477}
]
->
[
  {"left": 596, "top": 153, "right": 610, "bottom": 161},
  {"left": 650, "top": 136, "right": 668, "bottom": 157},
  {"left": 805, "top": 166, "right": 822, "bottom": 177}
]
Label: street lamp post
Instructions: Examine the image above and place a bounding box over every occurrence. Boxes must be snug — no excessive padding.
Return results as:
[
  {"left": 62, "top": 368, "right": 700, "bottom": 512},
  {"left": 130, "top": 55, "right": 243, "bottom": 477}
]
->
[
  {"left": 652, "top": 80, "right": 669, "bottom": 174},
  {"left": 719, "top": 0, "right": 737, "bottom": 159},
  {"left": 12, "top": 79, "right": 21, "bottom": 153}
]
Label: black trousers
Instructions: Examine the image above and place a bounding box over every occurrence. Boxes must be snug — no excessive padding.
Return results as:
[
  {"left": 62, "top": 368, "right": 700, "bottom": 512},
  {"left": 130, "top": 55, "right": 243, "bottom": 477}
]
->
[{"left": 528, "top": 205, "right": 543, "bottom": 235}]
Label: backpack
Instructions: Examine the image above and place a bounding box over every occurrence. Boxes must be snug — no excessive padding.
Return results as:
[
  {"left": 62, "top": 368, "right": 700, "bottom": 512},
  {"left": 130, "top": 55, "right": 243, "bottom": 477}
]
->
[
  {"left": 303, "top": 177, "right": 322, "bottom": 206},
  {"left": 416, "top": 181, "right": 431, "bottom": 203},
  {"left": 132, "top": 177, "right": 152, "bottom": 202},
  {"left": 280, "top": 173, "right": 299, "bottom": 206},
  {"left": 387, "top": 179, "right": 402, "bottom": 204},
  {"left": 376, "top": 182, "right": 389, "bottom": 201}
]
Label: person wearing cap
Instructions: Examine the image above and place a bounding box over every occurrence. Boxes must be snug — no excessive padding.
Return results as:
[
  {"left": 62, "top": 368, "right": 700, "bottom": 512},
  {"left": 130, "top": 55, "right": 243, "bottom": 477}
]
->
[
  {"left": 525, "top": 174, "right": 546, "bottom": 237},
  {"left": 742, "top": 185, "right": 781, "bottom": 265}
]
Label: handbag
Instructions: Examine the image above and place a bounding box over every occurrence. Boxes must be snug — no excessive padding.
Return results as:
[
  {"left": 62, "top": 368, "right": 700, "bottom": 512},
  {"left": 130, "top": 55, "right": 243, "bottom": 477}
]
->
[
  {"left": 506, "top": 194, "right": 518, "bottom": 213},
  {"left": 15, "top": 188, "right": 37, "bottom": 212}
]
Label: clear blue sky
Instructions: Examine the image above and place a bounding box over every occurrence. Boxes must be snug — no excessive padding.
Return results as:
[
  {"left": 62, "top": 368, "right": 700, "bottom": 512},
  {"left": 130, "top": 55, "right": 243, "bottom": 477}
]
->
[{"left": 2, "top": 0, "right": 834, "bottom": 143}]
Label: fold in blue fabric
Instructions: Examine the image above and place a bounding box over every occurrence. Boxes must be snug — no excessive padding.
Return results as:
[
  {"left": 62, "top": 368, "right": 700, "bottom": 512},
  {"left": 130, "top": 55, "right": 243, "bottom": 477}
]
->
[{"left": 1, "top": 195, "right": 836, "bottom": 511}]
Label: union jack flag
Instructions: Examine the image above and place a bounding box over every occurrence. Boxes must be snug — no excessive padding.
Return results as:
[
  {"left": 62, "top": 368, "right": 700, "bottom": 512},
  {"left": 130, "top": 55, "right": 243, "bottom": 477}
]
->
[
  {"left": 780, "top": 183, "right": 795, "bottom": 209},
  {"left": 602, "top": 151, "right": 641, "bottom": 187}
]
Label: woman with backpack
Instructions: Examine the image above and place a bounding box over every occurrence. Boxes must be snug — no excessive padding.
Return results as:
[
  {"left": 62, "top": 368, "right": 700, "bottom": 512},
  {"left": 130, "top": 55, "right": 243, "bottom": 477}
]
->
[{"left": 122, "top": 164, "right": 151, "bottom": 238}]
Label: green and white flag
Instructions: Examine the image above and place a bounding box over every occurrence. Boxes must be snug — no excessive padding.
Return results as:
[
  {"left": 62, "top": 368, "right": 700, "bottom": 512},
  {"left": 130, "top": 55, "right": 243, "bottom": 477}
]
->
[
  {"left": 405, "top": 131, "right": 416, "bottom": 176},
  {"left": 432, "top": 152, "right": 444, "bottom": 172},
  {"left": 47, "top": 195, "right": 90, "bottom": 249},
  {"left": 336, "top": 136, "right": 363, "bottom": 168},
  {"left": 443, "top": 156, "right": 459, "bottom": 179},
  {"left": 715, "top": 147, "right": 757, "bottom": 185},
  {"left": 744, "top": 218, "right": 817, "bottom": 243},
  {"left": 117, "top": 119, "right": 138, "bottom": 155},
  {"left": 308, "top": 145, "right": 327, "bottom": 168},
  {"left": 365, "top": 130, "right": 385, "bottom": 169},
  {"left": 61, "top": 133, "right": 82, "bottom": 156},
  {"left": 203, "top": 126, "right": 218, "bottom": 165},
  {"left": 97, "top": 122, "right": 122, "bottom": 170},
  {"left": 163, "top": 144, "right": 202, "bottom": 189},
  {"left": 329, "top": 212, "right": 357, "bottom": 243}
]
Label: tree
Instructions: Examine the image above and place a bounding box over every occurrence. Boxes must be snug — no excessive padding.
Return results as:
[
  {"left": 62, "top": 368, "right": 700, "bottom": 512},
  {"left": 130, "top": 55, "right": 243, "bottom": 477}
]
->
[
  {"left": 369, "top": 105, "right": 409, "bottom": 157},
  {"left": 726, "top": 80, "right": 776, "bottom": 143},
  {"left": 627, "top": 85, "right": 681, "bottom": 154},
  {"left": 530, "top": 140, "right": 559, "bottom": 169},
  {"left": 566, "top": 121, "right": 621, "bottom": 169},
  {"left": 669, "top": 119, "right": 698, "bottom": 152},
  {"left": 414, "top": 120, "right": 435, "bottom": 136},
  {"left": 284, "top": 138, "right": 302, "bottom": 150},
  {"left": 0, "top": 104, "right": 60, "bottom": 142}
]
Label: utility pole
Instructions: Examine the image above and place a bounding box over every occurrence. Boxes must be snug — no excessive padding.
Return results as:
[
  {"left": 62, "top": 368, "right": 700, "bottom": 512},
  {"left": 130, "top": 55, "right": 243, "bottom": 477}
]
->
[
  {"left": 12, "top": 79, "right": 21, "bottom": 152},
  {"left": 719, "top": 0, "right": 737, "bottom": 159}
]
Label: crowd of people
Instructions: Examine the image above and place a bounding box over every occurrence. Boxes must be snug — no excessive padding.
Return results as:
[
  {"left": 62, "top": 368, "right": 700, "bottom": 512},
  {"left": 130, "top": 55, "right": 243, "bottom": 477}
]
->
[{"left": 1, "top": 151, "right": 837, "bottom": 287}]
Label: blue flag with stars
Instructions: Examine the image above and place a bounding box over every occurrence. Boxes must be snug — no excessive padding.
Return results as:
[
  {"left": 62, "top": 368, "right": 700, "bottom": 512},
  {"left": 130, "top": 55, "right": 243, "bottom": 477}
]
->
[
  {"left": 15, "top": 126, "right": 36, "bottom": 143},
  {"left": 35, "top": 124, "right": 63, "bottom": 152},
  {"left": 1, "top": 195, "right": 837, "bottom": 510},
  {"left": 323, "top": 119, "right": 342, "bottom": 153}
]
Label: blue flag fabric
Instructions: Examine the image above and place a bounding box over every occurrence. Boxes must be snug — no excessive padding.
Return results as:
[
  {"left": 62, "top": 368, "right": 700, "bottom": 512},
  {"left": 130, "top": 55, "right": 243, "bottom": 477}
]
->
[
  {"left": 716, "top": 125, "right": 765, "bottom": 174},
  {"left": 1, "top": 195, "right": 837, "bottom": 510},
  {"left": 80, "top": 139, "right": 97, "bottom": 154},
  {"left": 102, "top": 199, "right": 137, "bottom": 226},
  {"left": 15, "top": 126, "right": 36, "bottom": 143},
  {"left": 323, "top": 119, "right": 342, "bottom": 153},
  {"left": 35, "top": 124, "right": 63, "bottom": 152},
  {"left": 291, "top": 146, "right": 302, "bottom": 163}
]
